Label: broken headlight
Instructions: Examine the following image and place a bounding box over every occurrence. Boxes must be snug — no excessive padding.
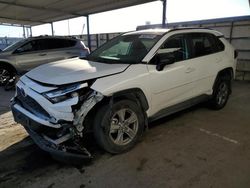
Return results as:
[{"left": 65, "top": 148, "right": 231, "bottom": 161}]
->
[{"left": 43, "top": 83, "right": 88, "bottom": 103}]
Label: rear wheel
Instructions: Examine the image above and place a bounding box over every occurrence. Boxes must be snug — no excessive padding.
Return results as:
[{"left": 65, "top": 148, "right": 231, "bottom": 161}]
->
[
  {"left": 209, "top": 76, "right": 231, "bottom": 110},
  {"left": 93, "top": 100, "right": 144, "bottom": 154}
]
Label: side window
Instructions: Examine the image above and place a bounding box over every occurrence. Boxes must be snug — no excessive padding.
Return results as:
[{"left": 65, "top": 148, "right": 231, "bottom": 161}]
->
[
  {"left": 15, "top": 40, "right": 39, "bottom": 53},
  {"left": 46, "top": 39, "right": 62, "bottom": 49},
  {"left": 45, "top": 39, "right": 77, "bottom": 50},
  {"left": 161, "top": 34, "right": 189, "bottom": 62},
  {"left": 67, "top": 39, "right": 77, "bottom": 47},
  {"left": 212, "top": 36, "right": 225, "bottom": 52},
  {"left": 189, "top": 33, "right": 218, "bottom": 58},
  {"left": 35, "top": 39, "right": 49, "bottom": 51}
]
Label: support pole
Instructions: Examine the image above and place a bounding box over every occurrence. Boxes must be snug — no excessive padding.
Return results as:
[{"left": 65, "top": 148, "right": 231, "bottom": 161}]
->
[
  {"left": 26, "top": 27, "right": 29, "bottom": 37},
  {"left": 229, "top": 22, "right": 234, "bottom": 43},
  {"left": 30, "top": 27, "right": 32, "bottom": 37},
  {"left": 51, "top": 22, "right": 54, "bottom": 36},
  {"left": 86, "top": 15, "right": 91, "bottom": 52},
  {"left": 23, "top": 26, "right": 26, "bottom": 38},
  {"left": 162, "top": 0, "right": 167, "bottom": 28}
]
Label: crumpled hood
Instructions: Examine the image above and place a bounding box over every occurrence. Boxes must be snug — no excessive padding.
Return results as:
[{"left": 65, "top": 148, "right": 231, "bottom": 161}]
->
[{"left": 26, "top": 58, "right": 129, "bottom": 85}]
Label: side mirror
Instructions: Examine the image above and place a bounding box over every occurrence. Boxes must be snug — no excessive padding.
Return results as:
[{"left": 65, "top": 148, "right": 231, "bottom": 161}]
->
[{"left": 155, "top": 49, "right": 176, "bottom": 71}]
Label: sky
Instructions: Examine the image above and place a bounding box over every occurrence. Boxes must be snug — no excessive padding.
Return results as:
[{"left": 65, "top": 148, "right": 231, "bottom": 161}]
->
[{"left": 0, "top": 0, "right": 249, "bottom": 37}]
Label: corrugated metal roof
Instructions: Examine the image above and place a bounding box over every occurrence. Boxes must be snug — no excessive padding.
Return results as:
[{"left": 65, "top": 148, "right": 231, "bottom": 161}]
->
[{"left": 0, "top": 0, "right": 156, "bottom": 26}]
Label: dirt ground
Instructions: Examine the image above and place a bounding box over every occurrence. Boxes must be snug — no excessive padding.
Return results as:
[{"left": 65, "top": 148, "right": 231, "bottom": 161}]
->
[{"left": 0, "top": 81, "right": 250, "bottom": 188}]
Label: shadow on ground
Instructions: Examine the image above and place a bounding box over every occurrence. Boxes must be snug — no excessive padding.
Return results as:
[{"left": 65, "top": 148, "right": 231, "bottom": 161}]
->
[
  {"left": 0, "top": 87, "right": 14, "bottom": 116},
  {"left": 1, "top": 81, "right": 250, "bottom": 188}
]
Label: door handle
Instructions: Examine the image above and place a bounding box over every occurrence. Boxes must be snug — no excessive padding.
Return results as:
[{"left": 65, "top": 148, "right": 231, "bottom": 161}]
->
[
  {"left": 185, "top": 67, "right": 195, "bottom": 73},
  {"left": 39, "top": 53, "right": 47, "bottom": 56}
]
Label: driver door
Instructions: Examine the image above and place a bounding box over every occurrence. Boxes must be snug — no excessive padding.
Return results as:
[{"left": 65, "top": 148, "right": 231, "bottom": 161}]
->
[
  {"left": 13, "top": 39, "right": 49, "bottom": 73},
  {"left": 147, "top": 34, "right": 196, "bottom": 115}
]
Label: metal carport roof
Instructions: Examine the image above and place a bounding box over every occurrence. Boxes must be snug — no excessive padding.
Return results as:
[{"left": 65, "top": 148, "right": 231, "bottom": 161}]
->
[{"left": 0, "top": 0, "right": 157, "bottom": 26}]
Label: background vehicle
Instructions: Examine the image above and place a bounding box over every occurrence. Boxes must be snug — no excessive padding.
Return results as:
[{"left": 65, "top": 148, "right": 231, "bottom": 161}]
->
[
  {"left": 0, "top": 36, "right": 90, "bottom": 85},
  {"left": 11, "top": 28, "right": 237, "bottom": 161}
]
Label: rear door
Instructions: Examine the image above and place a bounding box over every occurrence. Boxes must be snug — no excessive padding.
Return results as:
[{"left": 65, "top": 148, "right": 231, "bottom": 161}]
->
[
  {"left": 186, "top": 33, "right": 224, "bottom": 96},
  {"left": 44, "top": 38, "right": 79, "bottom": 63}
]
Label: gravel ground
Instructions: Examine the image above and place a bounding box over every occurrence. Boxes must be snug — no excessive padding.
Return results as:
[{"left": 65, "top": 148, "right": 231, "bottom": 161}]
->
[{"left": 0, "top": 81, "right": 250, "bottom": 188}]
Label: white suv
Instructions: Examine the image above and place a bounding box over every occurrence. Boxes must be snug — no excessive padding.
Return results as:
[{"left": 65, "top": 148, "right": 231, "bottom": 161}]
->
[{"left": 11, "top": 28, "right": 237, "bottom": 161}]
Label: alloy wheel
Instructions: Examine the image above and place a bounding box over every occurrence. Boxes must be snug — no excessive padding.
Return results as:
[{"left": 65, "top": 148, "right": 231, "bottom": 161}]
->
[
  {"left": 109, "top": 108, "right": 139, "bottom": 146},
  {"left": 0, "top": 68, "right": 11, "bottom": 84},
  {"left": 216, "top": 82, "right": 229, "bottom": 106}
]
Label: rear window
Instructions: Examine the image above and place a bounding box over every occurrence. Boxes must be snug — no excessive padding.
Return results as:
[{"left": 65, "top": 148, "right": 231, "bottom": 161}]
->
[{"left": 188, "top": 33, "right": 225, "bottom": 58}]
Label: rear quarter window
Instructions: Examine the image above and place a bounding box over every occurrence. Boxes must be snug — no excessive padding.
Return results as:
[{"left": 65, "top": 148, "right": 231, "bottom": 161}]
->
[
  {"left": 213, "top": 36, "right": 225, "bottom": 52},
  {"left": 67, "top": 39, "right": 77, "bottom": 47}
]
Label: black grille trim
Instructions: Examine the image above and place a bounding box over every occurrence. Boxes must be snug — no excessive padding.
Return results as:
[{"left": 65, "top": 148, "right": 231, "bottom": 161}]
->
[{"left": 16, "top": 87, "right": 51, "bottom": 120}]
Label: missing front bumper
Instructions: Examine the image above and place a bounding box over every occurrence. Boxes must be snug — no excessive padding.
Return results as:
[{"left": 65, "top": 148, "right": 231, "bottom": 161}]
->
[{"left": 11, "top": 104, "right": 93, "bottom": 163}]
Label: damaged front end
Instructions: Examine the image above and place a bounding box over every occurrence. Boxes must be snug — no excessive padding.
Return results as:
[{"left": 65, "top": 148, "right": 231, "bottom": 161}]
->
[{"left": 11, "top": 78, "right": 104, "bottom": 163}]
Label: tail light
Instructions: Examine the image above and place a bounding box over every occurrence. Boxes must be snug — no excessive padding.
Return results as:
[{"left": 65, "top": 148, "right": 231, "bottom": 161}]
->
[
  {"left": 81, "top": 47, "right": 90, "bottom": 54},
  {"left": 85, "top": 47, "right": 90, "bottom": 54},
  {"left": 79, "top": 47, "right": 90, "bottom": 58},
  {"left": 234, "top": 50, "right": 238, "bottom": 59}
]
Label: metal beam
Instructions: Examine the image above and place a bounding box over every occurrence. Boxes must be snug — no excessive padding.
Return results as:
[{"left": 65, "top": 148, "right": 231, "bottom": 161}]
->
[
  {"left": 0, "top": 0, "right": 82, "bottom": 17},
  {"left": 0, "top": 15, "right": 46, "bottom": 25},
  {"left": 162, "top": 0, "right": 167, "bottom": 27},
  {"left": 86, "top": 15, "right": 91, "bottom": 52}
]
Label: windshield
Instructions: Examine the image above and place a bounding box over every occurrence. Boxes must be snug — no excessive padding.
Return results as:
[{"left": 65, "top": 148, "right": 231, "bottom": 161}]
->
[
  {"left": 87, "top": 33, "right": 162, "bottom": 64},
  {"left": 2, "top": 38, "right": 28, "bottom": 52}
]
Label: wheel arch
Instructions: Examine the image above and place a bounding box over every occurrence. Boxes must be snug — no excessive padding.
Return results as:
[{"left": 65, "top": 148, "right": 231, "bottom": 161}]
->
[
  {"left": 0, "top": 61, "right": 17, "bottom": 74},
  {"left": 111, "top": 88, "right": 149, "bottom": 112},
  {"left": 83, "top": 88, "right": 149, "bottom": 132},
  {"left": 213, "top": 67, "right": 234, "bottom": 93},
  {"left": 217, "top": 67, "right": 234, "bottom": 80}
]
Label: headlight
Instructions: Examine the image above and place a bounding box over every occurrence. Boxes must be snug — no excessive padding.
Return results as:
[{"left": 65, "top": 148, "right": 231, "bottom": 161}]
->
[{"left": 43, "top": 83, "right": 88, "bottom": 103}]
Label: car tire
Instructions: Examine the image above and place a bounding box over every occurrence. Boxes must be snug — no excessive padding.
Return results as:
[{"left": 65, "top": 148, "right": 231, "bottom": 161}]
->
[
  {"left": 0, "top": 65, "right": 14, "bottom": 86},
  {"left": 209, "top": 76, "right": 231, "bottom": 110},
  {"left": 93, "top": 100, "right": 144, "bottom": 154}
]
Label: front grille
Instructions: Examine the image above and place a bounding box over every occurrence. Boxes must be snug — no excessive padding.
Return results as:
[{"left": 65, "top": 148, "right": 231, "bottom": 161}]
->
[{"left": 16, "top": 87, "right": 50, "bottom": 120}]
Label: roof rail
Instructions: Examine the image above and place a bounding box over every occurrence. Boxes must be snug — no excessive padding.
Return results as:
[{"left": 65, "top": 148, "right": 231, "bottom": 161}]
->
[
  {"left": 29, "top": 35, "right": 78, "bottom": 39},
  {"left": 168, "top": 27, "right": 214, "bottom": 32}
]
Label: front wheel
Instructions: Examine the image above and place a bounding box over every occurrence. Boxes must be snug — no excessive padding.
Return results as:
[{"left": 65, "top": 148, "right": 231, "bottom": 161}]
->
[
  {"left": 4, "top": 77, "right": 16, "bottom": 91},
  {"left": 93, "top": 100, "right": 144, "bottom": 154},
  {"left": 0, "top": 65, "right": 15, "bottom": 86},
  {"left": 209, "top": 77, "right": 231, "bottom": 110}
]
